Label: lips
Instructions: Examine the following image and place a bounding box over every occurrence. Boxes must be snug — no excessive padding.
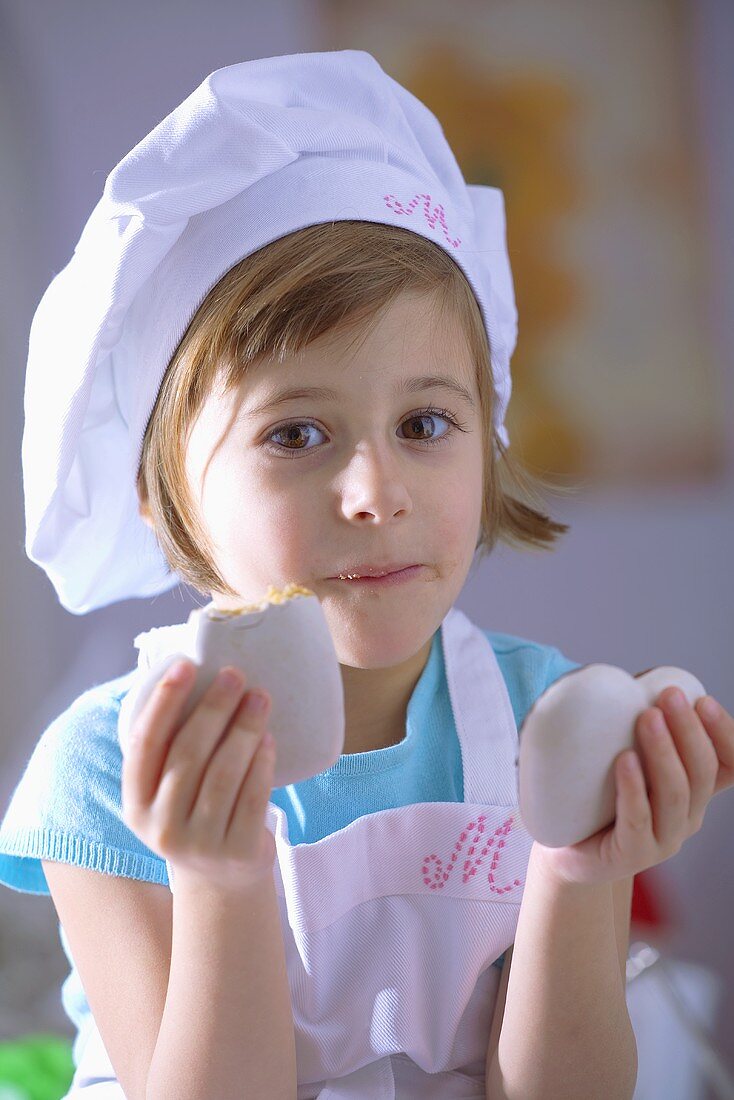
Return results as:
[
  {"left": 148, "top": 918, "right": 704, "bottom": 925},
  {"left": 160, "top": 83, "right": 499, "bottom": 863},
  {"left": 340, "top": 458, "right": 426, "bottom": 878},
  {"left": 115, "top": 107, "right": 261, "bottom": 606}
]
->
[{"left": 328, "top": 562, "right": 420, "bottom": 579}]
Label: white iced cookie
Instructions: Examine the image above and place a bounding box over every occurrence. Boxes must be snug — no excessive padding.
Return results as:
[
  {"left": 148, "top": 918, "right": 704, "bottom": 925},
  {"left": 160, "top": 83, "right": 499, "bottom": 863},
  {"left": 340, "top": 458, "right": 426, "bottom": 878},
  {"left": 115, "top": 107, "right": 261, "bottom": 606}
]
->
[
  {"left": 517, "top": 664, "right": 707, "bottom": 848},
  {"left": 118, "top": 584, "right": 345, "bottom": 789}
]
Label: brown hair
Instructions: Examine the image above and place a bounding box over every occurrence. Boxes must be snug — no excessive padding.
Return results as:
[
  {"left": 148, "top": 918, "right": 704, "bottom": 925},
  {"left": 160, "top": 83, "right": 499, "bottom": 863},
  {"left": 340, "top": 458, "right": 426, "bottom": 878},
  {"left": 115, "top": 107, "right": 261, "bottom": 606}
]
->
[{"left": 137, "top": 221, "right": 577, "bottom": 601}]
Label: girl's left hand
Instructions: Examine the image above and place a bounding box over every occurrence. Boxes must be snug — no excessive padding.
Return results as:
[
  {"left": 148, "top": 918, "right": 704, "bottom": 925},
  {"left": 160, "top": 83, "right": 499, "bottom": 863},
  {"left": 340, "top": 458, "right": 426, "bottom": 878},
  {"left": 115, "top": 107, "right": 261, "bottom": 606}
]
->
[{"left": 533, "top": 689, "right": 734, "bottom": 887}]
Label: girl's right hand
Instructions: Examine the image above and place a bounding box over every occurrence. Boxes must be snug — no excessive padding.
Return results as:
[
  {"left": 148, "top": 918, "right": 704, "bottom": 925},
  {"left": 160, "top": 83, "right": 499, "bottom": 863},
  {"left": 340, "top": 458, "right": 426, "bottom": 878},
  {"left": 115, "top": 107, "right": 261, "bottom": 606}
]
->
[{"left": 121, "top": 659, "right": 277, "bottom": 893}]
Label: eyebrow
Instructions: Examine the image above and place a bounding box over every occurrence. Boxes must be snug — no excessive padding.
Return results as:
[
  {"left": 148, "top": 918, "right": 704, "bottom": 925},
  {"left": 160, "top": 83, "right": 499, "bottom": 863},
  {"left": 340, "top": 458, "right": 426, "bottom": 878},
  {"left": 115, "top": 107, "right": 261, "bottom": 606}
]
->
[{"left": 241, "top": 374, "right": 477, "bottom": 419}]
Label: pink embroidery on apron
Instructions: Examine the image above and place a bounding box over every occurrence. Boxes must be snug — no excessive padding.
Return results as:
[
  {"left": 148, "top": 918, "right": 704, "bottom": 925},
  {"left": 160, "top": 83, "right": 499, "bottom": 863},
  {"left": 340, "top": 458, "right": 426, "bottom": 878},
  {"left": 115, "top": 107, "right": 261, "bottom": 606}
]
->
[
  {"left": 383, "top": 192, "right": 461, "bottom": 248},
  {"left": 421, "top": 813, "right": 523, "bottom": 894}
]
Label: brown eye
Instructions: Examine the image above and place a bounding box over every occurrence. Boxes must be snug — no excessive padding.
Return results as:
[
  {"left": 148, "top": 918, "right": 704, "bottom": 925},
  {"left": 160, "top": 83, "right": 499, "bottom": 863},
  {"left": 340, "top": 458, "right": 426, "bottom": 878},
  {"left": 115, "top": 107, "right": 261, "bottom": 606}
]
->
[
  {"left": 397, "top": 408, "right": 464, "bottom": 448},
  {"left": 401, "top": 413, "right": 445, "bottom": 443},
  {"left": 268, "top": 422, "right": 325, "bottom": 451}
]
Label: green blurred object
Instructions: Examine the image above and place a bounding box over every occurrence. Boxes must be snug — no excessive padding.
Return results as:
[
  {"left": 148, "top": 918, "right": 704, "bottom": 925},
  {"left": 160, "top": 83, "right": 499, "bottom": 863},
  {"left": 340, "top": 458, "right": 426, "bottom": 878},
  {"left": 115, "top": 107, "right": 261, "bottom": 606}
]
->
[{"left": 0, "top": 1035, "right": 74, "bottom": 1100}]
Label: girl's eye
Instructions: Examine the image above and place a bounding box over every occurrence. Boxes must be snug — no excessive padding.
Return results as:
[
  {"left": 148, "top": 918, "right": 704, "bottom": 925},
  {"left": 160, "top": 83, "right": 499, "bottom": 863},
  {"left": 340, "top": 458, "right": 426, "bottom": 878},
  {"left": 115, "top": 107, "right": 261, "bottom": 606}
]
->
[{"left": 263, "top": 408, "right": 467, "bottom": 457}]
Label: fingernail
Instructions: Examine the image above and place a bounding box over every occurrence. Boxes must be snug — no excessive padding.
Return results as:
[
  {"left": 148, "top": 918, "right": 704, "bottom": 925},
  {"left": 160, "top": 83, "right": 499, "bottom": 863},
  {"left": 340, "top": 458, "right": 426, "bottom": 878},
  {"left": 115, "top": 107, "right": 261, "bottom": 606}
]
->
[
  {"left": 699, "top": 696, "right": 721, "bottom": 722},
  {"left": 165, "top": 660, "right": 192, "bottom": 685},
  {"left": 668, "top": 688, "right": 686, "bottom": 710},
  {"left": 218, "top": 667, "right": 243, "bottom": 690},
  {"left": 245, "top": 690, "right": 269, "bottom": 714}
]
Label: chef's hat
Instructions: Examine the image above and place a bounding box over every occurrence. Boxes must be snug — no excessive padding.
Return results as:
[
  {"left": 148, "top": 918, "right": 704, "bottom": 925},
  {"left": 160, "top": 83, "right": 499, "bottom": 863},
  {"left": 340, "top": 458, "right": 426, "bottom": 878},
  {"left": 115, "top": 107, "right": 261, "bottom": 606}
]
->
[{"left": 22, "top": 49, "right": 518, "bottom": 615}]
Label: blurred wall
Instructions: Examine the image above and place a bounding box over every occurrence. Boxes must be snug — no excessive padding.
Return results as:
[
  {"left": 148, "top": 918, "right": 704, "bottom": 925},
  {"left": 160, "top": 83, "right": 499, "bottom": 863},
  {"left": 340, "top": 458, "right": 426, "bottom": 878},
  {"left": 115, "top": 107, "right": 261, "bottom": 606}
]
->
[{"left": 0, "top": 0, "right": 731, "bottom": 1085}]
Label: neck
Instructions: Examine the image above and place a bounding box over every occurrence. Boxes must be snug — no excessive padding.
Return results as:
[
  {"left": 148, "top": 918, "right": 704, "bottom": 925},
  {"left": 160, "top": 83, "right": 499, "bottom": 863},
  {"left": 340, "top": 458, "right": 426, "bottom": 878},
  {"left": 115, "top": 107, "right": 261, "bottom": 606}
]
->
[{"left": 338, "top": 634, "right": 434, "bottom": 754}]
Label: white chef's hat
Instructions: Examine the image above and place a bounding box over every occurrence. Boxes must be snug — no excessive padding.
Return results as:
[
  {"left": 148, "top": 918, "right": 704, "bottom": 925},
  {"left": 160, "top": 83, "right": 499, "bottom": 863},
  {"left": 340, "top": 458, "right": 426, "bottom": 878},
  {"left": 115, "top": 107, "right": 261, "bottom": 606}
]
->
[{"left": 22, "top": 49, "right": 518, "bottom": 616}]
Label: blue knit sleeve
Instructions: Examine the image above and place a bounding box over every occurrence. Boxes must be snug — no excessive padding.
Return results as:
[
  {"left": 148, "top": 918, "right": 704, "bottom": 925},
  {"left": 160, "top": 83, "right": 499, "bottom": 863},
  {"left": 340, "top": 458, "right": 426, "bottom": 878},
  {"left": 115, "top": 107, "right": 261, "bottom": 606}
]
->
[
  {"left": 543, "top": 644, "right": 585, "bottom": 691},
  {"left": 0, "top": 674, "right": 169, "bottom": 896}
]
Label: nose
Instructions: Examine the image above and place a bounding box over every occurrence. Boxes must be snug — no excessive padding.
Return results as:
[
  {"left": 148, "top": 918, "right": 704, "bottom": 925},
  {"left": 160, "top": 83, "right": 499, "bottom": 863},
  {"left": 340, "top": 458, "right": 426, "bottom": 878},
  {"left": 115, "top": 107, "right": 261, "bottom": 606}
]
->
[{"left": 338, "top": 443, "right": 413, "bottom": 524}]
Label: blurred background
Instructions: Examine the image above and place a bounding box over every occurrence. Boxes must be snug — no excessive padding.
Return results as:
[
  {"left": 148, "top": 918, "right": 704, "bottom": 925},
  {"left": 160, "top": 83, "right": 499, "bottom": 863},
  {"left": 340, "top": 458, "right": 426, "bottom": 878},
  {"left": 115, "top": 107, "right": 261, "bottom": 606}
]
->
[{"left": 0, "top": 0, "right": 731, "bottom": 1097}]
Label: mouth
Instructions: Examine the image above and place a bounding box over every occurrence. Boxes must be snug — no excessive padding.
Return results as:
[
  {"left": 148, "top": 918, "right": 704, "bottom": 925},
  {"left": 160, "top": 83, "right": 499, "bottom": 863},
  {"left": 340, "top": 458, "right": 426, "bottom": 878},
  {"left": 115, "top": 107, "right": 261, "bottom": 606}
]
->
[
  {"left": 327, "top": 564, "right": 426, "bottom": 587},
  {"left": 328, "top": 562, "right": 422, "bottom": 580}
]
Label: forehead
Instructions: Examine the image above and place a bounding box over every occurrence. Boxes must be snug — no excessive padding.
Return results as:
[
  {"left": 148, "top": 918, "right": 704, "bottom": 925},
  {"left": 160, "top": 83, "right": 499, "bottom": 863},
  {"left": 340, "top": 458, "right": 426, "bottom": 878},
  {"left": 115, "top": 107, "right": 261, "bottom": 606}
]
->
[{"left": 220, "top": 288, "right": 478, "bottom": 411}]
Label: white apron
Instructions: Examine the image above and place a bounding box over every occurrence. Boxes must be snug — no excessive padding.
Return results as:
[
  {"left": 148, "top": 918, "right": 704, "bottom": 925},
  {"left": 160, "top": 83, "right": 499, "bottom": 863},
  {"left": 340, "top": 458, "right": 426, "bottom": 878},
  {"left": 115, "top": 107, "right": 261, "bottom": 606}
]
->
[{"left": 64, "top": 605, "right": 533, "bottom": 1098}]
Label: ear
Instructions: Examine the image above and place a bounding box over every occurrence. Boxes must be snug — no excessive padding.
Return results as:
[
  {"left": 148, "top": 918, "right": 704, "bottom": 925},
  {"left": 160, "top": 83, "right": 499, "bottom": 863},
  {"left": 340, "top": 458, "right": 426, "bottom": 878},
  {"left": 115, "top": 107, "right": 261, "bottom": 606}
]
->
[{"left": 138, "top": 502, "right": 154, "bottom": 530}]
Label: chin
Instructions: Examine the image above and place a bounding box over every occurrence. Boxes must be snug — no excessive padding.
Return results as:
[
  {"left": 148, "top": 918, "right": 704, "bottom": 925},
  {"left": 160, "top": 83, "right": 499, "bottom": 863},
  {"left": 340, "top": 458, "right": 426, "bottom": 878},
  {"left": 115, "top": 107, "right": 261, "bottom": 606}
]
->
[{"left": 324, "top": 608, "right": 435, "bottom": 669}]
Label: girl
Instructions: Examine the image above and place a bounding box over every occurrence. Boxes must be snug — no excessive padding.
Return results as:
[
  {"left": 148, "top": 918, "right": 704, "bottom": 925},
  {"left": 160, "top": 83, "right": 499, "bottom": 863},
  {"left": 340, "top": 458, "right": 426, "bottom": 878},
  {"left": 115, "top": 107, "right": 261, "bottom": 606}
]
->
[{"left": 1, "top": 49, "right": 732, "bottom": 1100}]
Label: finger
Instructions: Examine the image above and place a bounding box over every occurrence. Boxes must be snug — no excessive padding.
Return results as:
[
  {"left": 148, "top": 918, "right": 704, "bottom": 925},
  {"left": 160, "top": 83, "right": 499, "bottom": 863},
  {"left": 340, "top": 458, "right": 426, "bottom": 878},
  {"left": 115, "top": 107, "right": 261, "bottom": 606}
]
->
[
  {"left": 695, "top": 696, "right": 734, "bottom": 796},
  {"left": 636, "top": 708, "right": 690, "bottom": 850},
  {"left": 157, "top": 668, "right": 251, "bottom": 821},
  {"left": 160, "top": 664, "right": 249, "bottom": 787},
  {"left": 611, "top": 749, "right": 653, "bottom": 860},
  {"left": 226, "top": 720, "right": 276, "bottom": 847},
  {"left": 189, "top": 692, "right": 269, "bottom": 833},
  {"left": 656, "top": 689, "right": 718, "bottom": 826},
  {"left": 122, "top": 659, "right": 197, "bottom": 813}
]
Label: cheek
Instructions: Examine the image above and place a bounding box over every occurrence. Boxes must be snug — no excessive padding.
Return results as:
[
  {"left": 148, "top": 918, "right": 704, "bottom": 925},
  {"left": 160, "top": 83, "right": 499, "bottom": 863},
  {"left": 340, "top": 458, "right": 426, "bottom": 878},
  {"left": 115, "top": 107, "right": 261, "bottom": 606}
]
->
[
  {"left": 233, "top": 478, "right": 323, "bottom": 574},
  {"left": 430, "top": 503, "right": 480, "bottom": 567},
  {"left": 430, "top": 459, "right": 483, "bottom": 538}
]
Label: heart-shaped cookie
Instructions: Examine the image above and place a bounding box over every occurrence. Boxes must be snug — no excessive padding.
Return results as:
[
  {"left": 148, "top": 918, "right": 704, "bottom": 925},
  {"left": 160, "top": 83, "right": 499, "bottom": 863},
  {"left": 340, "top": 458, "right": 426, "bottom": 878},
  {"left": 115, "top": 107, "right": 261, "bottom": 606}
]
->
[{"left": 517, "top": 664, "right": 707, "bottom": 848}]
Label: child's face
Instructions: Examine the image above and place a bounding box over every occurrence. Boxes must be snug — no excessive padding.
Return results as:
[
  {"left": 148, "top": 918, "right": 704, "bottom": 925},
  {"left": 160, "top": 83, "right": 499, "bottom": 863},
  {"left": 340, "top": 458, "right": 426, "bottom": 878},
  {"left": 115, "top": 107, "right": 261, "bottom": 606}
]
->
[{"left": 184, "top": 289, "right": 485, "bottom": 668}]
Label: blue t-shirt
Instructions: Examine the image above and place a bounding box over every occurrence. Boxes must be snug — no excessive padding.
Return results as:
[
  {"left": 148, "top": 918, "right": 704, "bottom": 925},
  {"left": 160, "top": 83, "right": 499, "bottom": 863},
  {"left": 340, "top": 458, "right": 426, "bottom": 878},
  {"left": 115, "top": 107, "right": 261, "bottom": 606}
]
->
[{"left": 0, "top": 626, "right": 582, "bottom": 1066}]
